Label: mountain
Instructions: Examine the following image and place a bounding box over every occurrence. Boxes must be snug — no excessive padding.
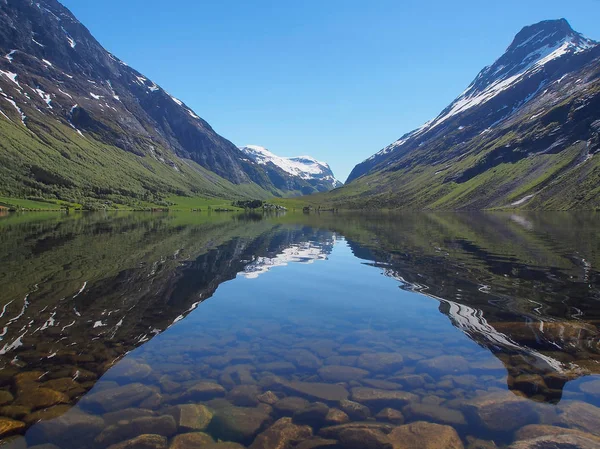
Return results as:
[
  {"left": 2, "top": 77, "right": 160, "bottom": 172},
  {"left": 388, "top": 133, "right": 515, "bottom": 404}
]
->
[
  {"left": 240, "top": 145, "right": 342, "bottom": 196},
  {"left": 333, "top": 19, "right": 600, "bottom": 210},
  {"left": 0, "top": 0, "right": 325, "bottom": 208}
]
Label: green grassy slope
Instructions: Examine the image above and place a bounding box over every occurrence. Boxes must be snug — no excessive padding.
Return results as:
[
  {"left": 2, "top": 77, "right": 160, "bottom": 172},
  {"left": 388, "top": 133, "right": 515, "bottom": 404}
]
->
[{"left": 0, "top": 111, "right": 270, "bottom": 209}]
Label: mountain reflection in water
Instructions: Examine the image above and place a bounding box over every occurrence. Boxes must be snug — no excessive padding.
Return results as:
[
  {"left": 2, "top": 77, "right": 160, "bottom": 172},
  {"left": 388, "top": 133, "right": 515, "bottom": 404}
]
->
[{"left": 0, "top": 211, "right": 599, "bottom": 448}]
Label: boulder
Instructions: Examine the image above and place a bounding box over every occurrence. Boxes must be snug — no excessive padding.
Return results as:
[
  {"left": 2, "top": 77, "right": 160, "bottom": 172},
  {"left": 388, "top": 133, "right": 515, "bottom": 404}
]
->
[
  {"left": 274, "top": 397, "right": 311, "bottom": 416},
  {"left": 43, "top": 378, "right": 86, "bottom": 399},
  {"left": 165, "top": 404, "right": 213, "bottom": 432},
  {"left": 27, "top": 410, "right": 105, "bottom": 446},
  {"left": 228, "top": 385, "right": 261, "bottom": 406},
  {"left": 579, "top": 379, "right": 600, "bottom": 398},
  {"left": 22, "top": 405, "right": 72, "bottom": 425},
  {"left": 350, "top": 388, "right": 418, "bottom": 410},
  {"left": 462, "top": 392, "right": 538, "bottom": 433},
  {"left": 283, "top": 381, "right": 349, "bottom": 402},
  {"left": 416, "top": 356, "right": 469, "bottom": 377},
  {"left": 285, "top": 350, "right": 322, "bottom": 370},
  {"left": 0, "top": 406, "right": 30, "bottom": 420},
  {"left": 375, "top": 408, "right": 404, "bottom": 425},
  {"left": 181, "top": 382, "right": 226, "bottom": 401},
  {"left": 319, "top": 366, "right": 369, "bottom": 383},
  {"left": 319, "top": 423, "right": 394, "bottom": 440},
  {"left": 208, "top": 405, "right": 271, "bottom": 444},
  {"left": 258, "top": 391, "right": 279, "bottom": 405},
  {"left": 260, "top": 362, "right": 297, "bottom": 374},
  {"left": 324, "top": 408, "right": 350, "bottom": 426},
  {"left": 339, "top": 400, "right": 370, "bottom": 420},
  {"left": 169, "top": 432, "right": 214, "bottom": 449},
  {"left": 14, "top": 388, "right": 69, "bottom": 411},
  {"left": 0, "top": 436, "right": 27, "bottom": 449},
  {"left": 557, "top": 401, "right": 600, "bottom": 436},
  {"left": 108, "top": 359, "right": 152, "bottom": 383},
  {"left": 107, "top": 434, "right": 167, "bottom": 449},
  {"left": 295, "top": 438, "right": 342, "bottom": 449},
  {"left": 79, "top": 383, "right": 154, "bottom": 413},
  {"left": 250, "top": 417, "right": 313, "bottom": 449},
  {"left": 515, "top": 425, "right": 600, "bottom": 442},
  {"left": 403, "top": 404, "right": 466, "bottom": 426},
  {"left": 388, "top": 422, "right": 464, "bottom": 449},
  {"left": 95, "top": 415, "right": 177, "bottom": 447},
  {"left": 0, "top": 391, "right": 14, "bottom": 406},
  {"left": 356, "top": 353, "right": 404, "bottom": 374},
  {"left": 509, "top": 434, "right": 600, "bottom": 449},
  {"left": 0, "top": 418, "right": 25, "bottom": 439},
  {"left": 293, "top": 403, "right": 330, "bottom": 428},
  {"left": 103, "top": 408, "right": 157, "bottom": 426},
  {"left": 338, "top": 427, "right": 392, "bottom": 449}
]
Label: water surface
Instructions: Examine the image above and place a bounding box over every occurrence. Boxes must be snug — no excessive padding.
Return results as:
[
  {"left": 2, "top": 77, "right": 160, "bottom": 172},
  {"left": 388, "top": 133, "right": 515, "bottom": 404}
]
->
[{"left": 0, "top": 211, "right": 599, "bottom": 448}]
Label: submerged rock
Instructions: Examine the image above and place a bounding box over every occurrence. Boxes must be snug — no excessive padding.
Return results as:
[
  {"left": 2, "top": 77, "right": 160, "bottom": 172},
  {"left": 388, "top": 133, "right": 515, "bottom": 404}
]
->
[
  {"left": 208, "top": 405, "right": 271, "bottom": 444},
  {"left": 258, "top": 391, "right": 279, "bottom": 405},
  {"left": 403, "top": 403, "right": 466, "bottom": 427},
  {"left": 0, "top": 391, "right": 14, "bottom": 406},
  {"left": 318, "top": 366, "right": 369, "bottom": 383},
  {"left": 14, "top": 388, "right": 69, "bottom": 411},
  {"left": 338, "top": 400, "right": 370, "bottom": 421},
  {"left": 95, "top": 415, "right": 177, "bottom": 447},
  {"left": 0, "top": 418, "right": 25, "bottom": 439},
  {"left": 324, "top": 408, "right": 350, "bottom": 426},
  {"left": 27, "top": 410, "right": 104, "bottom": 446},
  {"left": 283, "top": 381, "right": 349, "bottom": 402},
  {"left": 103, "top": 408, "right": 157, "bottom": 426},
  {"left": 22, "top": 405, "right": 72, "bottom": 425},
  {"left": 416, "top": 356, "right": 469, "bottom": 377},
  {"left": 356, "top": 353, "right": 404, "bottom": 374},
  {"left": 169, "top": 432, "right": 214, "bottom": 449},
  {"left": 109, "top": 359, "right": 152, "bottom": 383},
  {"left": 319, "top": 422, "right": 394, "bottom": 439},
  {"left": 228, "top": 385, "right": 261, "bottom": 406},
  {"left": 350, "top": 388, "right": 418, "bottom": 410},
  {"left": 374, "top": 408, "right": 404, "bottom": 425},
  {"left": 509, "top": 434, "right": 600, "bottom": 449},
  {"left": 295, "top": 438, "right": 341, "bottom": 449},
  {"left": 338, "top": 427, "right": 392, "bottom": 449},
  {"left": 515, "top": 425, "right": 600, "bottom": 442},
  {"left": 462, "top": 392, "right": 538, "bottom": 433},
  {"left": 293, "top": 403, "right": 330, "bottom": 428},
  {"left": 579, "top": 379, "right": 600, "bottom": 398},
  {"left": 181, "top": 382, "right": 226, "bottom": 401},
  {"left": 250, "top": 417, "right": 313, "bottom": 449},
  {"left": 79, "top": 383, "right": 154, "bottom": 413},
  {"left": 274, "top": 397, "right": 310, "bottom": 416},
  {"left": 557, "top": 401, "right": 600, "bottom": 436},
  {"left": 165, "top": 404, "right": 213, "bottom": 432},
  {"left": 388, "top": 421, "right": 464, "bottom": 449},
  {"left": 107, "top": 434, "right": 167, "bottom": 449}
]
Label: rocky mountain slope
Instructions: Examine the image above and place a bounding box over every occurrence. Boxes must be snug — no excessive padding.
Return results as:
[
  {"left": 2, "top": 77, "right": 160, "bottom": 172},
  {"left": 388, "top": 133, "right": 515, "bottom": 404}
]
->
[
  {"left": 240, "top": 145, "right": 342, "bottom": 196},
  {"left": 332, "top": 19, "right": 600, "bottom": 210},
  {"left": 0, "top": 0, "right": 336, "bottom": 207}
]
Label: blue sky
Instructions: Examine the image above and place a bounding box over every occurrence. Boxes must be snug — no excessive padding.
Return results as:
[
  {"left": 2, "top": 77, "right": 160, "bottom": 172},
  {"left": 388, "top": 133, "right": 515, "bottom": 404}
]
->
[{"left": 61, "top": 0, "right": 600, "bottom": 182}]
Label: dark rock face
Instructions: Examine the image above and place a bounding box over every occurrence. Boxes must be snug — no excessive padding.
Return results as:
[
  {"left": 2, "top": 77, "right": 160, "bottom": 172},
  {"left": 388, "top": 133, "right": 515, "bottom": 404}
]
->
[
  {"left": 344, "top": 19, "right": 600, "bottom": 210},
  {"left": 0, "top": 1, "right": 252, "bottom": 180}
]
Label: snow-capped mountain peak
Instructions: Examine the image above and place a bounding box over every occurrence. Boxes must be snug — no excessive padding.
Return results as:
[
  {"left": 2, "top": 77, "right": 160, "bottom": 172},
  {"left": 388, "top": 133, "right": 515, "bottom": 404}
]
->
[
  {"left": 240, "top": 145, "right": 342, "bottom": 192},
  {"left": 425, "top": 19, "right": 598, "bottom": 131}
]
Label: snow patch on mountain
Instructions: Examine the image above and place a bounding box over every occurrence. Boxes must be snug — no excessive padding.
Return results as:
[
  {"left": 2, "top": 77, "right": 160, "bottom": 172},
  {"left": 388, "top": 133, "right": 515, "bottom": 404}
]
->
[{"left": 240, "top": 145, "right": 340, "bottom": 186}]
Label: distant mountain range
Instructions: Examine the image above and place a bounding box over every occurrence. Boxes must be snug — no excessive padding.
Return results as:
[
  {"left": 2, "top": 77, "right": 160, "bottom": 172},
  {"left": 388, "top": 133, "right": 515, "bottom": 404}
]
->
[
  {"left": 0, "top": 0, "right": 338, "bottom": 208},
  {"left": 322, "top": 19, "right": 600, "bottom": 210},
  {"left": 240, "top": 145, "right": 342, "bottom": 195}
]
